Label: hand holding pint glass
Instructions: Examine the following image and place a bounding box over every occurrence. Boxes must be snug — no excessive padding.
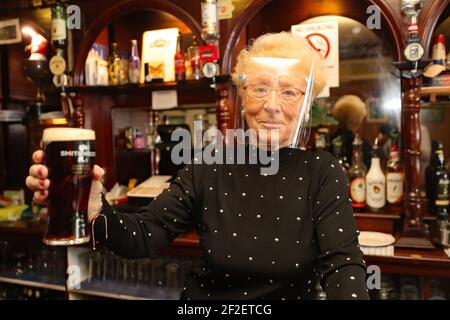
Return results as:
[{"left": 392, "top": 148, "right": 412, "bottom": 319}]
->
[{"left": 26, "top": 128, "right": 105, "bottom": 245}]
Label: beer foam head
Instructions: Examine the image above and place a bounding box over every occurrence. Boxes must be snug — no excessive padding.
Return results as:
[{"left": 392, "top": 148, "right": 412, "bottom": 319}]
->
[{"left": 43, "top": 128, "right": 95, "bottom": 142}]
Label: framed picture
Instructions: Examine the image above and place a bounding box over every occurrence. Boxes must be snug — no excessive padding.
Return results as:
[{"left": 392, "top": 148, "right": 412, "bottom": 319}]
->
[
  {"left": 366, "top": 96, "right": 387, "bottom": 123},
  {"left": 0, "top": 19, "right": 22, "bottom": 45}
]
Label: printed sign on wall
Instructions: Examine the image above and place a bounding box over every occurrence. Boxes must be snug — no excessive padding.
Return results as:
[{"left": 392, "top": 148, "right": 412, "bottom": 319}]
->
[{"left": 292, "top": 21, "right": 340, "bottom": 97}]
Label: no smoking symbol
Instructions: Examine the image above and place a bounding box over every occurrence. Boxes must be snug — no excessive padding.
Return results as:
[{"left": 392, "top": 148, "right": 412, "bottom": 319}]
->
[{"left": 306, "top": 33, "right": 331, "bottom": 59}]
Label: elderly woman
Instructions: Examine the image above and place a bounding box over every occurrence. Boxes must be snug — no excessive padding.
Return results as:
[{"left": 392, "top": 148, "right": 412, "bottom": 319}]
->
[
  {"left": 26, "top": 32, "right": 369, "bottom": 300},
  {"left": 330, "top": 95, "right": 372, "bottom": 168}
]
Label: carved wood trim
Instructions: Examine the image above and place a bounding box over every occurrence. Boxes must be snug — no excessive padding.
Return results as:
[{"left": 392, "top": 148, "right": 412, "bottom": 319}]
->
[
  {"left": 420, "top": 0, "right": 450, "bottom": 56},
  {"left": 73, "top": 0, "right": 203, "bottom": 85},
  {"left": 215, "top": 82, "right": 234, "bottom": 136},
  {"left": 222, "top": 0, "right": 404, "bottom": 74}
]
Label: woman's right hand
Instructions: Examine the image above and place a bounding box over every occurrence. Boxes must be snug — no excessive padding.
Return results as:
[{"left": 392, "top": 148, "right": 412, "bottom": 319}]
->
[{"left": 25, "top": 150, "right": 106, "bottom": 222}]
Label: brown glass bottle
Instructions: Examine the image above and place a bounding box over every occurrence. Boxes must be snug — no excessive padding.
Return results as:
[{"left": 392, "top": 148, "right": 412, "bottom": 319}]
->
[
  {"left": 174, "top": 33, "right": 186, "bottom": 82},
  {"left": 428, "top": 143, "right": 450, "bottom": 215},
  {"left": 386, "top": 131, "right": 404, "bottom": 208},
  {"left": 332, "top": 135, "right": 350, "bottom": 173},
  {"left": 348, "top": 133, "right": 367, "bottom": 212}
]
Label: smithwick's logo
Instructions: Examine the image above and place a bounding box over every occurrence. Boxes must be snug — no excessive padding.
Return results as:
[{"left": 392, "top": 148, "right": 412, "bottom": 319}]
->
[{"left": 60, "top": 144, "right": 96, "bottom": 163}]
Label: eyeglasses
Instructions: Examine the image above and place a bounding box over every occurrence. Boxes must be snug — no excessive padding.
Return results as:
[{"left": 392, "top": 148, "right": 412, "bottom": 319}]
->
[
  {"left": 240, "top": 73, "right": 307, "bottom": 103},
  {"left": 244, "top": 83, "right": 305, "bottom": 103}
]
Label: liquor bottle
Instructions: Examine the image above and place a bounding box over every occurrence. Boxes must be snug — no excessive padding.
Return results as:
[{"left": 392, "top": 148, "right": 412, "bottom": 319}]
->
[
  {"left": 386, "top": 130, "right": 404, "bottom": 207},
  {"left": 315, "top": 128, "right": 330, "bottom": 152},
  {"left": 128, "top": 40, "right": 141, "bottom": 84},
  {"left": 119, "top": 56, "right": 129, "bottom": 85},
  {"left": 332, "top": 135, "right": 349, "bottom": 173},
  {"left": 146, "top": 111, "right": 161, "bottom": 176},
  {"left": 435, "top": 199, "right": 449, "bottom": 246},
  {"left": 366, "top": 138, "right": 386, "bottom": 211},
  {"left": 188, "top": 36, "right": 202, "bottom": 80},
  {"left": 174, "top": 33, "right": 186, "bottom": 82},
  {"left": 108, "top": 42, "right": 121, "bottom": 86},
  {"left": 185, "top": 52, "right": 193, "bottom": 80},
  {"left": 51, "top": 2, "right": 67, "bottom": 50},
  {"left": 426, "top": 141, "right": 442, "bottom": 213},
  {"left": 429, "top": 143, "right": 449, "bottom": 215},
  {"left": 348, "top": 133, "right": 367, "bottom": 212},
  {"left": 201, "top": 0, "right": 220, "bottom": 44}
]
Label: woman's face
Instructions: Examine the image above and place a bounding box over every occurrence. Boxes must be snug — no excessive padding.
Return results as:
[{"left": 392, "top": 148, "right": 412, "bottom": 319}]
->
[{"left": 241, "top": 60, "right": 308, "bottom": 149}]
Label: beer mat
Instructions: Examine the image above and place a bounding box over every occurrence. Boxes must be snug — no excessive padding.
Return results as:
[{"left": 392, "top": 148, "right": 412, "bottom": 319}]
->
[
  {"left": 360, "top": 245, "right": 395, "bottom": 257},
  {"left": 445, "top": 248, "right": 450, "bottom": 259},
  {"left": 127, "top": 175, "right": 172, "bottom": 198}
]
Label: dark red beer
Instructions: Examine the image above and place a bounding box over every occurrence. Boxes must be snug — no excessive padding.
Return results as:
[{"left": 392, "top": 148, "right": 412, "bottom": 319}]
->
[{"left": 42, "top": 128, "right": 96, "bottom": 245}]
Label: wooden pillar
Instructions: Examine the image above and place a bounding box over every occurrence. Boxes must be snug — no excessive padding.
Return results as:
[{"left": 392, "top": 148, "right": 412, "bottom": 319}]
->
[
  {"left": 215, "top": 80, "right": 235, "bottom": 144},
  {"left": 396, "top": 68, "right": 433, "bottom": 249},
  {"left": 73, "top": 96, "right": 85, "bottom": 128}
]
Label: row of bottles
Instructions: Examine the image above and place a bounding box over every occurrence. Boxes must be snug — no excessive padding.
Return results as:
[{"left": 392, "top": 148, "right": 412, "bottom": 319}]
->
[
  {"left": 87, "top": 0, "right": 220, "bottom": 86},
  {"left": 105, "top": 33, "right": 217, "bottom": 86},
  {"left": 343, "top": 132, "right": 404, "bottom": 212},
  {"left": 108, "top": 40, "right": 141, "bottom": 86}
]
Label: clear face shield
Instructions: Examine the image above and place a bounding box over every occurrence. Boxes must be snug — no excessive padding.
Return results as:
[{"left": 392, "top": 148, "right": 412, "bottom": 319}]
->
[{"left": 234, "top": 57, "right": 315, "bottom": 150}]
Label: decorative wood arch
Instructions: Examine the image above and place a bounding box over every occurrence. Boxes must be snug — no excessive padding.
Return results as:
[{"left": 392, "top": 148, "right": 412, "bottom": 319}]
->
[
  {"left": 72, "top": 0, "right": 202, "bottom": 85},
  {"left": 222, "top": 0, "right": 403, "bottom": 75},
  {"left": 421, "top": 0, "right": 450, "bottom": 54}
]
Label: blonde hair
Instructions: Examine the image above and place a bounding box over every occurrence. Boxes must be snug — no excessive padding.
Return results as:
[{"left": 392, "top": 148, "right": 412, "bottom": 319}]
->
[
  {"left": 332, "top": 95, "right": 367, "bottom": 130},
  {"left": 232, "top": 32, "right": 326, "bottom": 96}
]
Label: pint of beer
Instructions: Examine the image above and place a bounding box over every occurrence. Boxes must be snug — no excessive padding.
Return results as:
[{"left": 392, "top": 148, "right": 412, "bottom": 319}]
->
[{"left": 42, "top": 128, "right": 96, "bottom": 245}]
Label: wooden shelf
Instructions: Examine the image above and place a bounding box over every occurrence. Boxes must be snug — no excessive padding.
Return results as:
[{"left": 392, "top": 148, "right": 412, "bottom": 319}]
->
[
  {"left": 0, "top": 273, "right": 66, "bottom": 292},
  {"left": 68, "top": 75, "right": 231, "bottom": 95},
  {"left": 0, "top": 220, "right": 45, "bottom": 236},
  {"left": 365, "top": 247, "right": 450, "bottom": 278},
  {"left": 421, "top": 86, "right": 450, "bottom": 96},
  {"left": 354, "top": 209, "right": 403, "bottom": 235},
  {"left": 421, "top": 86, "right": 450, "bottom": 103}
]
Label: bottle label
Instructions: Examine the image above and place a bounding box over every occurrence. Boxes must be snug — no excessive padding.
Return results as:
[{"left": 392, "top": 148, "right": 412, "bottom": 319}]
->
[
  {"left": 437, "top": 177, "right": 449, "bottom": 199},
  {"left": 367, "top": 179, "right": 386, "bottom": 208},
  {"left": 175, "top": 58, "right": 186, "bottom": 72},
  {"left": 52, "top": 18, "right": 66, "bottom": 41},
  {"left": 129, "top": 63, "right": 140, "bottom": 84},
  {"left": 387, "top": 172, "right": 404, "bottom": 204},
  {"left": 389, "top": 151, "right": 399, "bottom": 161},
  {"left": 350, "top": 177, "right": 366, "bottom": 203},
  {"left": 435, "top": 199, "right": 449, "bottom": 206},
  {"left": 109, "top": 62, "right": 120, "bottom": 85}
]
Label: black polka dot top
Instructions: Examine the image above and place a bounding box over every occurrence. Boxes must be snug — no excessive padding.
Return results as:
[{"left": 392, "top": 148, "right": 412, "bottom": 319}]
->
[{"left": 94, "top": 145, "right": 369, "bottom": 300}]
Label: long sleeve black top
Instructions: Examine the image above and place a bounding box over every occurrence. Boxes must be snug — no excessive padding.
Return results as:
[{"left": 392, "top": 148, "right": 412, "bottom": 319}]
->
[{"left": 93, "top": 146, "right": 369, "bottom": 300}]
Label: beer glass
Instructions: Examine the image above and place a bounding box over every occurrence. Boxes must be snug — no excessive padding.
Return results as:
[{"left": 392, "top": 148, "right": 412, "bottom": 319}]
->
[{"left": 42, "top": 128, "right": 96, "bottom": 245}]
